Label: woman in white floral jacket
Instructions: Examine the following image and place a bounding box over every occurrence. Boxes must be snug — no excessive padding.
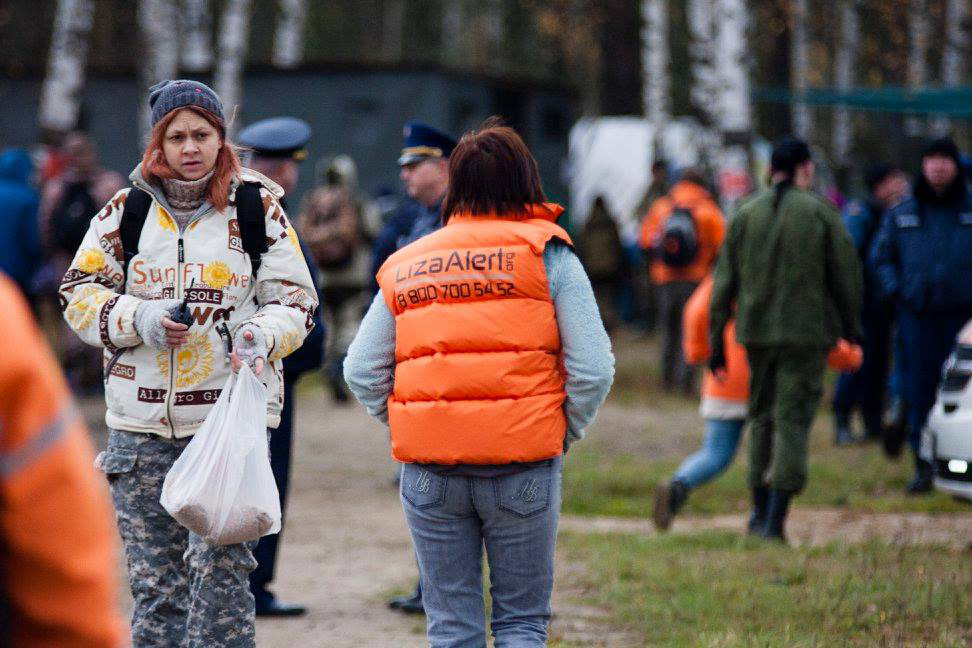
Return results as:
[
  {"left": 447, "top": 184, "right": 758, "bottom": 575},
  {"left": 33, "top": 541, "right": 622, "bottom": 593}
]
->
[{"left": 60, "top": 80, "right": 317, "bottom": 648}]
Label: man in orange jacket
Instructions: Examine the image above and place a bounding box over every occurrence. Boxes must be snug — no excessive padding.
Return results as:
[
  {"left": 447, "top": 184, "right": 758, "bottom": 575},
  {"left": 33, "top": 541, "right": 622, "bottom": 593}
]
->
[
  {"left": 639, "top": 169, "right": 725, "bottom": 392},
  {"left": 0, "top": 272, "right": 125, "bottom": 648}
]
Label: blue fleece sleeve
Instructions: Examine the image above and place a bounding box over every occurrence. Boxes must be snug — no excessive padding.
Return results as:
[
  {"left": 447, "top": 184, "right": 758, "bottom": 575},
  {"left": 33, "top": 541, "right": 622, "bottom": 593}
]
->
[
  {"left": 343, "top": 292, "right": 396, "bottom": 424},
  {"left": 544, "top": 241, "right": 615, "bottom": 448}
]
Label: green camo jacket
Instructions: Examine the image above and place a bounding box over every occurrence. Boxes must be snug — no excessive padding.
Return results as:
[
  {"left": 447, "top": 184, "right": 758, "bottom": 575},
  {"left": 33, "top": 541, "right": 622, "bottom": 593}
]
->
[{"left": 710, "top": 186, "right": 862, "bottom": 350}]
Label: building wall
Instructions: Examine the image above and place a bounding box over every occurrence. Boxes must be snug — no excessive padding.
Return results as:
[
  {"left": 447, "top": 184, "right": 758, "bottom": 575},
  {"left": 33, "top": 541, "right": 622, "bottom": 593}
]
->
[{"left": 0, "top": 68, "right": 574, "bottom": 208}]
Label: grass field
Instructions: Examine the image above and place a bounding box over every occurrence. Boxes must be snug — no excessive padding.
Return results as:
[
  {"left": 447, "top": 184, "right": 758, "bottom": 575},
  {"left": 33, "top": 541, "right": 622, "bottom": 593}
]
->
[
  {"left": 565, "top": 335, "right": 972, "bottom": 518},
  {"left": 558, "top": 530, "right": 970, "bottom": 647},
  {"left": 556, "top": 334, "right": 970, "bottom": 646}
]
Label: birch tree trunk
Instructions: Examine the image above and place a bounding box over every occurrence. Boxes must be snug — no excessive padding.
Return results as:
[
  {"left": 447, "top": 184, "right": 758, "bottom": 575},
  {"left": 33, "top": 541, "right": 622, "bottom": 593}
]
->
[
  {"left": 139, "top": 0, "right": 180, "bottom": 142},
  {"left": 215, "top": 0, "right": 253, "bottom": 137},
  {"left": 789, "top": 0, "right": 812, "bottom": 140},
  {"left": 831, "top": 0, "right": 858, "bottom": 175},
  {"left": 713, "top": 0, "right": 752, "bottom": 209},
  {"left": 273, "top": 0, "right": 307, "bottom": 68},
  {"left": 932, "top": 0, "right": 969, "bottom": 134},
  {"left": 39, "top": 0, "right": 94, "bottom": 136},
  {"left": 686, "top": 0, "right": 719, "bottom": 126},
  {"left": 641, "top": 0, "right": 670, "bottom": 147},
  {"left": 442, "top": 1, "right": 464, "bottom": 65},
  {"left": 906, "top": 0, "right": 930, "bottom": 137},
  {"left": 181, "top": 0, "right": 213, "bottom": 72},
  {"left": 382, "top": 0, "right": 404, "bottom": 61}
]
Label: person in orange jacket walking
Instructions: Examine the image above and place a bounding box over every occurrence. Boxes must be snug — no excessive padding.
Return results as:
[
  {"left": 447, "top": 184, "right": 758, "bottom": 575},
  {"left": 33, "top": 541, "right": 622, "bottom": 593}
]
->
[
  {"left": 0, "top": 272, "right": 126, "bottom": 648},
  {"left": 639, "top": 169, "right": 725, "bottom": 392},
  {"left": 653, "top": 275, "right": 862, "bottom": 531}
]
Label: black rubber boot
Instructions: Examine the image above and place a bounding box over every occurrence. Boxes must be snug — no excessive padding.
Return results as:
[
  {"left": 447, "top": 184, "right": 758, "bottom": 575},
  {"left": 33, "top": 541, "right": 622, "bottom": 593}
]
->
[
  {"left": 906, "top": 456, "right": 934, "bottom": 495},
  {"left": 883, "top": 397, "right": 908, "bottom": 459},
  {"left": 747, "top": 486, "right": 769, "bottom": 535},
  {"left": 652, "top": 479, "right": 688, "bottom": 531},
  {"left": 388, "top": 581, "right": 424, "bottom": 615},
  {"left": 760, "top": 489, "right": 793, "bottom": 542},
  {"left": 834, "top": 407, "right": 854, "bottom": 445}
]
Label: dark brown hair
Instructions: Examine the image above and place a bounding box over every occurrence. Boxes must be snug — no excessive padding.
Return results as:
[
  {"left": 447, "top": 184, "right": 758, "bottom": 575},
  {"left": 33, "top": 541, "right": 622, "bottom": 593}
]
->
[
  {"left": 141, "top": 106, "right": 241, "bottom": 212},
  {"left": 441, "top": 117, "right": 546, "bottom": 221}
]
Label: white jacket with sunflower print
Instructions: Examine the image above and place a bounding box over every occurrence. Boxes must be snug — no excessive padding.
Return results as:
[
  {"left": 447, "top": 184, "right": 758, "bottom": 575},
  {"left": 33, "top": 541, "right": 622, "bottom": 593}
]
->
[{"left": 60, "top": 165, "right": 318, "bottom": 438}]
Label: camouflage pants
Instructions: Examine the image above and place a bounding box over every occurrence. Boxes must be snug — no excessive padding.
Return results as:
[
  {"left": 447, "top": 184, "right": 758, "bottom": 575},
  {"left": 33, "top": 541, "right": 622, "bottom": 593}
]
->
[{"left": 96, "top": 429, "right": 257, "bottom": 648}]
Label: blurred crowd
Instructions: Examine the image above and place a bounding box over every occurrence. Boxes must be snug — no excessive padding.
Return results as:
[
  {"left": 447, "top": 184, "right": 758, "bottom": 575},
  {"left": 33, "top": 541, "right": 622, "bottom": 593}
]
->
[
  {"left": 574, "top": 137, "right": 972, "bottom": 516},
  {"left": 4, "top": 129, "right": 972, "bottom": 496}
]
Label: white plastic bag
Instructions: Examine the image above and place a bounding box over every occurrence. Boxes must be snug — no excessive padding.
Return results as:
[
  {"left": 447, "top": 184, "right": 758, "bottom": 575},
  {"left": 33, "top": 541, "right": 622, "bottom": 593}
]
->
[{"left": 161, "top": 364, "right": 281, "bottom": 546}]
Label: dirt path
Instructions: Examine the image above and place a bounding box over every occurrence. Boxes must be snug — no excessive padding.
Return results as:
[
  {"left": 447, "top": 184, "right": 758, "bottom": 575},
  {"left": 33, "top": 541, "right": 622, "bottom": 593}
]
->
[
  {"left": 81, "top": 392, "right": 969, "bottom": 647},
  {"left": 560, "top": 510, "right": 972, "bottom": 549},
  {"left": 84, "top": 389, "right": 639, "bottom": 647}
]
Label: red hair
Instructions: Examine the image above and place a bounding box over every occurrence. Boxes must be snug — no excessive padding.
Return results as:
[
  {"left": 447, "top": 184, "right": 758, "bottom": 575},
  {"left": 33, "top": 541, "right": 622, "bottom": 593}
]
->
[{"left": 140, "top": 106, "right": 241, "bottom": 212}]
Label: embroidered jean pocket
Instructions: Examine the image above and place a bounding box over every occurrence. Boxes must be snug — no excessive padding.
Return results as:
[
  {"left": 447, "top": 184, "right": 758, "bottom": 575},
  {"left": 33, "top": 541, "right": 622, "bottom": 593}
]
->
[
  {"left": 494, "top": 463, "right": 552, "bottom": 518},
  {"left": 400, "top": 464, "right": 447, "bottom": 509}
]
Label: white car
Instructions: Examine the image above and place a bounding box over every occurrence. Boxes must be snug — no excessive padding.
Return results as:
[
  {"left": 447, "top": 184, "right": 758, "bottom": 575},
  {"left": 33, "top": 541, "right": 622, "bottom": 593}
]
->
[{"left": 922, "top": 322, "right": 972, "bottom": 500}]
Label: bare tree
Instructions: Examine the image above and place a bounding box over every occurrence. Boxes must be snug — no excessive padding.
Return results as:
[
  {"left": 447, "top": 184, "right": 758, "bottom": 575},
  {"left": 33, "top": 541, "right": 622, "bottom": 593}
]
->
[
  {"left": 789, "top": 0, "right": 812, "bottom": 139},
  {"left": 273, "top": 0, "right": 307, "bottom": 68},
  {"left": 906, "top": 0, "right": 930, "bottom": 136},
  {"left": 139, "top": 0, "right": 180, "bottom": 141},
  {"left": 641, "top": 0, "right": 670, "bottom": 145},
  {"left": 831, "top": 0, "right": 858, "bottom": 174},
  {"left": 687, "top": 0, "right": 719, "bottom": 125},
  {"left": 181, "top": 0, "right": 213, "bottom": 72},
  {"left": 39, "top": 0, "right": 94, "bottom": 137},
  {"left": 932, "top": 0, "right": 969, "bottom": 134},
  {"left": 442, "top": 0, "right": 465, "bottom": 65},
  {"left": 382, "top": 0, "right": 405, "bottom": 61},
  {"left": 215, "top": 0, "right": 253, "bottom": 136},
  {"left": 712, "top": 0, "right": 752, "bottom": 208}
]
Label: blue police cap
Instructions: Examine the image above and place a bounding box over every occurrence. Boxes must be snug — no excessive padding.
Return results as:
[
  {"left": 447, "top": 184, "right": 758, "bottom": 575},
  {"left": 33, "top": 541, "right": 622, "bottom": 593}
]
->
[
  {"left": 238, "top": 117, "right": 312, "bottom": 161},
  {"left": 398, "top": 121, "right": 457, "bottom": 166}
]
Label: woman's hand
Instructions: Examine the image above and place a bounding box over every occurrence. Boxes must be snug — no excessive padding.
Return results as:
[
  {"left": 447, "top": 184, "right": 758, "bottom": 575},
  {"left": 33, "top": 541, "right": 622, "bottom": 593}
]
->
[
  {"left": 230, "top": 326, "right": 267, "bottom": 375},
  {"left": 134, "top": 299, "right": 188, "bottom": 350},
  {"left": 161, "top": 317, "right": 190, "bottom": 349}
]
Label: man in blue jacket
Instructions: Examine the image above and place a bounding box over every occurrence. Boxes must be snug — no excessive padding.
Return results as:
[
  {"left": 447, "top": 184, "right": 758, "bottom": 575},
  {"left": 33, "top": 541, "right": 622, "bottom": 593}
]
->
[
  {"left": 871, "top": 137, "right": 972, "bottom": 494},
  {"left": 0, "top": 149, "right": 40, "bottom": 296},
  {"left": 239, "top": 117, "right": 326, "bottom": 616},
  {"left": 832, "top": 164, "right": 908, "bottom": 446}
]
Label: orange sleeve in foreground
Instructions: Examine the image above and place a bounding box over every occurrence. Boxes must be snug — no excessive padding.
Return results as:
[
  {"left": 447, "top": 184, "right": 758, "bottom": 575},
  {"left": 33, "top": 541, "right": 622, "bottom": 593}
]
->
[{"left": 0, "top": 277, "right": 126, "bottom": 648}]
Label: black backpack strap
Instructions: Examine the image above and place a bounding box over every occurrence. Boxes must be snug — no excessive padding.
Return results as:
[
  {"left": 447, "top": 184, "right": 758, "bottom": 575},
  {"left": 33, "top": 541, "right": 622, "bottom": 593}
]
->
[
  {"left": 235, "top": 182, "right": 268, "bottom": 276},
  {"left": 119, "top": 188, "right": 153, "bottom": 287}
]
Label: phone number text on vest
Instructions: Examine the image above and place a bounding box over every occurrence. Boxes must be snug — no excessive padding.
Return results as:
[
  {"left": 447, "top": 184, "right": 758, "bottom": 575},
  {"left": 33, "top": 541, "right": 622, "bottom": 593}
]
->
[{"left": 393, "top": 248, "right": 518, "bottom": 309}]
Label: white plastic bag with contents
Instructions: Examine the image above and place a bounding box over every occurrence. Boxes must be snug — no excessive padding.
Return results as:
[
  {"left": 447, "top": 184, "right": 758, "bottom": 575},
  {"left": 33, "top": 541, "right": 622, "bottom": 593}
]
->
[{"left": 161, "top": 364, "right": 281, "bottom": 546}]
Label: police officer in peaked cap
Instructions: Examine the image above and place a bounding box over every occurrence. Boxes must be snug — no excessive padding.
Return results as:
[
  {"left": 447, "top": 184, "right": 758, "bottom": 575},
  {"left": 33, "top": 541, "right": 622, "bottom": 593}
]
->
[
  {"left": 384, "top": 121, "right": 457, "bottom": 617},
  {"left": 238, "top": 117, "right": 312, "bottom": 210},
  {"left": 238, "top": 116, "right": 324, "bottom": 618}
]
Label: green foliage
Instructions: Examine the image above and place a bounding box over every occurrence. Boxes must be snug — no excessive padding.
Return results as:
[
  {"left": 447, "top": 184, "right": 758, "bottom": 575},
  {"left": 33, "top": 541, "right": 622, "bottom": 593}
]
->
[{"left": 560, "top": 530, "right": 971, "bottom": 646}]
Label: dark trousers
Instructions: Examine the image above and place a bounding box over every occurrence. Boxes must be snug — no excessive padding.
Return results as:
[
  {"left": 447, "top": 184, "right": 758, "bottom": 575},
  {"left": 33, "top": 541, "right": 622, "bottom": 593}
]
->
[
  {"left": 657, "top": 280, "right": 698, "bottom": 392},
  {"left": 249, "top": 379, "right": 296, "bottom": 601},
  {"left": 746, "top": 345, "right": 828, "bottom": 493},
  {"left": 896, "top": 311, "right": 969, "bottom": 451},
  {"left": 833, "top": 304, "right": 892, "bottom": 436}
]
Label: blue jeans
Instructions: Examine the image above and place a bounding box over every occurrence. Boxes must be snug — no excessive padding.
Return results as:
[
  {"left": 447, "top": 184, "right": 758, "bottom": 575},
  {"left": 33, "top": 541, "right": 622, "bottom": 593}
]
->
[
  {"left": 672, "top": 418, "right": 745, "bottom": 489},
  {"left": 401, "top": 457, "right": 563, "bottom": 648}
]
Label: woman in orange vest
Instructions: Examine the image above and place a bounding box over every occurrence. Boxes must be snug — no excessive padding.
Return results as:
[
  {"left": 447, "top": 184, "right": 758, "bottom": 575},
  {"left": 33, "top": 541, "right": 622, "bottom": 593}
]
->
[
  {"left": 652, "top": 275, "right": 862, "bottom": 531},
  {"left": 344, "top": 118, "right": 615, "bottom": 646}
]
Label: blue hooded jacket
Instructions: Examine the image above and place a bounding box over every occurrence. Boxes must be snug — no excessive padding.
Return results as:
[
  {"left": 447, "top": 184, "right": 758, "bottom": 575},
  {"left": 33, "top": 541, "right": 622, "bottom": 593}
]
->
[
  {"left": 870, "top": 174, "right": 972, "bottom": 314},
  {"left": 0, "top": 149, "right": 40, "bottom": 290}
]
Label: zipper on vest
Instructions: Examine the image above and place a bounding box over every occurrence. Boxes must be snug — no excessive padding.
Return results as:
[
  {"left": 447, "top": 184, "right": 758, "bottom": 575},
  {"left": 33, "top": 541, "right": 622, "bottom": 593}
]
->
[{"left": 165, "top": 236, "right": 184, "bottom": 437}]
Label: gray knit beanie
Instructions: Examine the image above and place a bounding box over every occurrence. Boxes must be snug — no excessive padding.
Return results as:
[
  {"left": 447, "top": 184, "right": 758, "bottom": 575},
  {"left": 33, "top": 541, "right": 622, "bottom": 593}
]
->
[{"left": 149, "top": 79, "right": 224, "bottom": 127}]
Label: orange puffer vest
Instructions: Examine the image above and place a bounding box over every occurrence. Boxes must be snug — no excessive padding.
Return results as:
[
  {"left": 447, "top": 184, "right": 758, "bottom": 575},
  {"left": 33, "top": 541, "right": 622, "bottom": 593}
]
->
[{"left": 377, "top": 203, "right": 572, "bottom": 464}]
